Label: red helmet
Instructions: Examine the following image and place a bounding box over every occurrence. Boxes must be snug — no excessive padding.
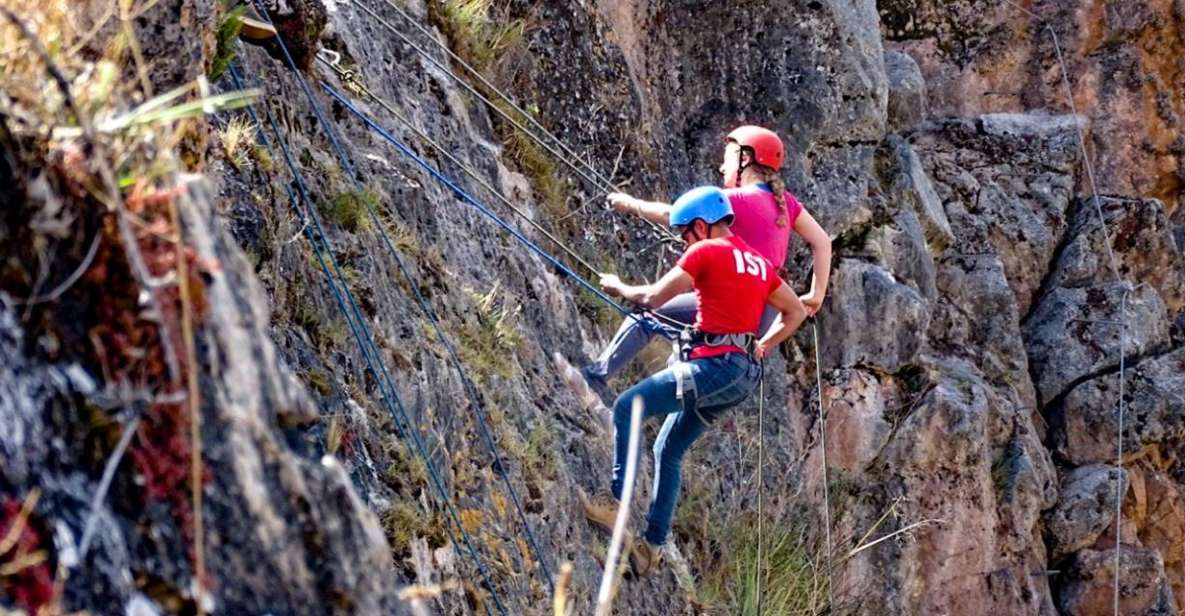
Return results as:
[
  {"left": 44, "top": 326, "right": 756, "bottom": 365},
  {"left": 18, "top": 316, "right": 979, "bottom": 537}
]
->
[{"left": 726, "top": 125, "right": 784, "bottom": 170}]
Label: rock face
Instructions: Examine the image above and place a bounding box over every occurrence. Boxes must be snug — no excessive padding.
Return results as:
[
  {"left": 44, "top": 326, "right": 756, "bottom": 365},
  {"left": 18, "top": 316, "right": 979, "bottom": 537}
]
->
[
  {"left": 881, "top": 0, "right": 1185, "bottom": 213},
  {"left": 3, "top": 0, "right": 1185, "bottom": 615}
]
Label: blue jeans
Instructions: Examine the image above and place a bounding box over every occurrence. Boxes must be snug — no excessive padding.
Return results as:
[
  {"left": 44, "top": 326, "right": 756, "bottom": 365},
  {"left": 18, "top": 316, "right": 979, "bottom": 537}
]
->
[
  {"left": 610, "top": 352, "right": 762, "bottom": 545},
  {"left": 585, "top": 291, "right": 776, "bottom": 382}
]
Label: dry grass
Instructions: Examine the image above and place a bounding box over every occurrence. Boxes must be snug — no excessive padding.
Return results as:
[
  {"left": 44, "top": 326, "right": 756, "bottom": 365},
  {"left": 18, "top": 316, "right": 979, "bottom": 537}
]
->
[
  {"left": 450, "top": 282, "right": 523, "bottom": 384},
  {"left": 432, "top": 0, "right": 528, "bottom": 74},
  {"left": 219, "top": 115, "right": 257, "bottom": 170}
]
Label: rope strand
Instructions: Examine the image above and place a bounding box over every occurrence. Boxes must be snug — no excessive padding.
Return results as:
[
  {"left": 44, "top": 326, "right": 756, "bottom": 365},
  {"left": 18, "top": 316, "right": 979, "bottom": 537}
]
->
[
  {"left": 320, "top": 81, "right": 680, "bottom": 341},
  {"left": 813, "top": 322, "right": 834, "bottom": 609},
  {"left": 230, "top": 60, "right": 509, "bottom": 616},
  {"left": 347, "top": 0, "right": 678, "bottom": 242}
]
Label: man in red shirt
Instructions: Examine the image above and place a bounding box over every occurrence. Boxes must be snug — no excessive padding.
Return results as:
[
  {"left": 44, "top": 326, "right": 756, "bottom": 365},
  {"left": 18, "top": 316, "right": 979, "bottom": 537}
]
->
[{"left": 585, "top": 186, "right": 808, "bottom": 575}]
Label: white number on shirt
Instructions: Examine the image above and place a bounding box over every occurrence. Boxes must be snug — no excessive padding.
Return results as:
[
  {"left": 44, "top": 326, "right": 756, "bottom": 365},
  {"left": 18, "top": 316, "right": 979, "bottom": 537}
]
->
[{"left": 732, "top": 248, "right": 768, "bottom": 281}]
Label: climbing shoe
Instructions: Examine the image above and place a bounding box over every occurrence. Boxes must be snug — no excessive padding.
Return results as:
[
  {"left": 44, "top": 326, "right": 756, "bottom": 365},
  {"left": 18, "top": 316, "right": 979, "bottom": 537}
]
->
[
  {"left": 554, "top": 353, "right": 607, "bottom": 410},
  {"left": 580, "top": 490, "right": 620, "bottom": 534},
  {"left": 580, "top": 365, "right": 616, "bottom": 409},
  {"left": 629, "top": 539, "right": 663, "bottom": 577}
]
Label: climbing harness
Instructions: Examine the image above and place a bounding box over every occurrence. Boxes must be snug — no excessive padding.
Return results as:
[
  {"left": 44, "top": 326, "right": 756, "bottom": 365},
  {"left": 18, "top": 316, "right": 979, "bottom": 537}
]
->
[{"left": 677, "top": 330, "right": 756, "bottom": 362}]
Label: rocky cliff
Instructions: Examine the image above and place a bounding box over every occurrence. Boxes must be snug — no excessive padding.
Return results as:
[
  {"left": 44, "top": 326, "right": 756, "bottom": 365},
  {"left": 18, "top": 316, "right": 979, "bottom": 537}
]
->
[{"left": 1, "top": 0, "right": 1183, "bottom": 615}]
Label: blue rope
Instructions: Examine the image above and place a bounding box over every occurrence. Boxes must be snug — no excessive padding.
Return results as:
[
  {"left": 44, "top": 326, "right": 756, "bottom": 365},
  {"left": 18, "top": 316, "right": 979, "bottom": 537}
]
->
[
  {"left": 319, "top": 81, "right": 676, "bottom": 342},
  {"left": 239, "top": 5, "right": 539, "bottom": 603},
  {"left": 229, "top": 60, "right": 508, "bottom": 616},
  {"left": 259, "top": 51, "right": 556, "bottom": 590}
]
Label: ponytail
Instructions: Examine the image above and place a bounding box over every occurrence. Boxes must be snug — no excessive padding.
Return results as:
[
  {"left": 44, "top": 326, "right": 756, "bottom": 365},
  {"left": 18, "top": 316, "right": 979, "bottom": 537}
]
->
[{"left": 753, "top": 164, "right": 789, "bottom": 227}]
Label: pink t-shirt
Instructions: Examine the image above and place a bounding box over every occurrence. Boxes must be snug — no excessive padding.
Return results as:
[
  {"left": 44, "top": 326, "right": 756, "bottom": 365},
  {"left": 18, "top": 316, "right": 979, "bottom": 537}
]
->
[{"left": 725, "top": 183, "right": 802, "bottom": 270}]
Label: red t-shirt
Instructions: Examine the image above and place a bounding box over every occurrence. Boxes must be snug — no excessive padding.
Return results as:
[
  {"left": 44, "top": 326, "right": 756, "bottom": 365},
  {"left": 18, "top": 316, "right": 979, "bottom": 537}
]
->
[{"left": 677, "top": 235, "right": 785, "bottom": 359}]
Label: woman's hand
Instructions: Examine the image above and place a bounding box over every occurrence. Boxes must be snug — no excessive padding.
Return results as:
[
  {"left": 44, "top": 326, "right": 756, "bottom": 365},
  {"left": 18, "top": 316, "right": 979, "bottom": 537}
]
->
[
  {"left": 799, "top": 291, "right": 824, "bottom": 317},
  {"left": 599, "top": 273, "right": 624, "bottom": 297},
  {"left": 607, "top": 192, "right": 638, "bottom": 214}
]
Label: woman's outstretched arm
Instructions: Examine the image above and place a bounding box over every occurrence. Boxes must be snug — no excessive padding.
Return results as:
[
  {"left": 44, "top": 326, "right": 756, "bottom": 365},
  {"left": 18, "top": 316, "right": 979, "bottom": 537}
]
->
[
  {"left": 608, "top": 192, "right": 672, "bottom": 226},
  {"left": 793, "top": 209, "right": 832, "bottom": 316}
]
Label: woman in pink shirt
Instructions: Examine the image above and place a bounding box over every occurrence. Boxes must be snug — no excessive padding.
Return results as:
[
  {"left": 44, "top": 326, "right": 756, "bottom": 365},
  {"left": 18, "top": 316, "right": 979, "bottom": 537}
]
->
[{"left": 577, "top": 126, "right": 832, "bottom": 404}]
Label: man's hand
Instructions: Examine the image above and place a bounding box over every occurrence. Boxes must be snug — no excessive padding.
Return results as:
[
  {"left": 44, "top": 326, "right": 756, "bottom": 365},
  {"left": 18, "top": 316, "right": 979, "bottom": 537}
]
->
[
  {"left": 607, "top": 192, "right": 637, "bottom": 214},
  {"left": 799, "top": 291, "right": 824, "bottom": 317},
  {"left": 599, "top": 273, "right": 624, "bottom": 297},
  {"left": 753, "top": 340, "right": 772, "bottom": 361}
]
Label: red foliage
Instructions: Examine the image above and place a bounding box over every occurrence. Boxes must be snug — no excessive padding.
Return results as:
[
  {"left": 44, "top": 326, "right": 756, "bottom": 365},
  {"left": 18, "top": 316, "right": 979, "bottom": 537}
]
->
[
  {"left": 80, "top": 181, "right": 213, "bottom": 565},
  {"left": 340, "top": 428, "right": 358, "bottom": 458},
  {"left": 0, "top": 498, "right": 54, "bottom": 614}
]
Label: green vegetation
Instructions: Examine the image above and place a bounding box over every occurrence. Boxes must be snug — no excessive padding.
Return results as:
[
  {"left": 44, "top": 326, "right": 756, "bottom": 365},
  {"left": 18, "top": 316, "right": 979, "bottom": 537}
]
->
[
  {"left": 303, "top": 368, "right": 333, "bottom": 396},
  {"left": 700, "top": 519, "right": 831, "bottom": 616},
  {"left": 209, "top": 3, "right": 247, "bottom": 80},
  {"left": 575, "top": 284, "right": 621, "bottom": 333},
  {"left": 427, "top": 1, "right": 568, "bottom": 223},
  {"left": 382, "top": 500, "right": 447, "bottom": 552},
  {"left": 320, "top": 189, "right": 378, "bottom": 233},
  {"left": 249, "top": 142, "right": 274, "bottom": 171},
  {"left": 430, "top": 0, "right": 528, "bottom": 72},
  {"left": 495, "top": 100, "right": 567, "bottom": 219},
  {"left": 451, "top": 284, "right": 522, "bottom": 383}
]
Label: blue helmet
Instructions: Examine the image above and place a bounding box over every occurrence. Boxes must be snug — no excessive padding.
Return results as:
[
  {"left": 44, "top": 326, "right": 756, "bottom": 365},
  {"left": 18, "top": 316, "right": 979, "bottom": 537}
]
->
[{"left": 670, "top": 186, "right": 733, "bottom": 229}]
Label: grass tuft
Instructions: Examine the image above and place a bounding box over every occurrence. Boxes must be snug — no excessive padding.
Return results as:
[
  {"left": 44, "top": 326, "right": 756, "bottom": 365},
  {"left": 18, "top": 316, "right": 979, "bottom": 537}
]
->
[
  {"left": 696, "top": 513, "right": 830, "bottom": 616},
  {"left": 209, "top": 3, "right": 247, "bottom": 80},
  {"left": 218, "top": 115, "right": 256, "bottom": 170},
  {"left": 451, "top": 283, "right": 522, "bottom": 384},
  {"left": 321, "top": 189, "right": 379, "bottom": 233},
  {"left": 431, "top": 0, "right": 527, "bottom": 73}
]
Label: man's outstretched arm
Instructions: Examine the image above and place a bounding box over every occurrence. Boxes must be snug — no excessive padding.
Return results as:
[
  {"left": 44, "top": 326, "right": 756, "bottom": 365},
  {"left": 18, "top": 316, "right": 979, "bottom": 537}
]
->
[{"left": 599, "top": 267, "right": 693, "bottom": 309}]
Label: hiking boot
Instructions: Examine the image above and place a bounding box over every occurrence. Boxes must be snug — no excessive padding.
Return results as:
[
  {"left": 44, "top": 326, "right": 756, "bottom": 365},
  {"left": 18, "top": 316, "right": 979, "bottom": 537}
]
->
[
  {"left": 580, "top": 365, "right": 616, "bottom": 408},
  {"left": 630, "top": 539, "right": 663, "bottom": 577},
  {"left": 580, "top": 490, "right": 620, "bottom": 534}
]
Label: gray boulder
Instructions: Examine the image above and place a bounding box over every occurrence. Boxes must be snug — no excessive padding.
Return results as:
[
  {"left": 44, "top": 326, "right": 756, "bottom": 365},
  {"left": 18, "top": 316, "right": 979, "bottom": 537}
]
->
[
  {"left": 885, "top": 50, "right": 926, "bottom": 133},
  {"left": 817, "top": 258, "right": 929, "bottom": 371},
  {"left": 1058, "top": 546, "right": 1177, "bottom": 616},
  {"left": 1023, "top": 282, "right": 1170, "bottom": 406},
  {"left": 876, "top": 135, "right": 954, "bottom": 251},
  {"left": 913, "top": 115, "right": 1081, "bottom": 315},
  {"left": 1053, "top": 347, "right": 1185, "bottom": 466},
  {"left": 1044, "top": 465, "right": 1127, "bottom": 561},
  {"left": 1049, "top": 196, "right": 1185, "bottom": 314}
]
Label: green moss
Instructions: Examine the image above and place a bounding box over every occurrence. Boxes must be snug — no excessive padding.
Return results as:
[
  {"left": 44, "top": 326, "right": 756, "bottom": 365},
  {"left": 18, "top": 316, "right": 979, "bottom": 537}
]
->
[
  {"left": 425, "top": 2, "right": 566, "bottom": 222},
  {"left": 494, "top": 101, "right": 566, "bottom": 219},
  {"left": 209, "top": 4, "right": 246, "bottom": 81},
  {"left": 249, "top": 143, "right": 274, "bottom": 172},
  {"left": 320, "top": 189, "right": 378, "bottom": 233},
  {"left": 574, "top": 285, "right": 621, "bottom": 333}
]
